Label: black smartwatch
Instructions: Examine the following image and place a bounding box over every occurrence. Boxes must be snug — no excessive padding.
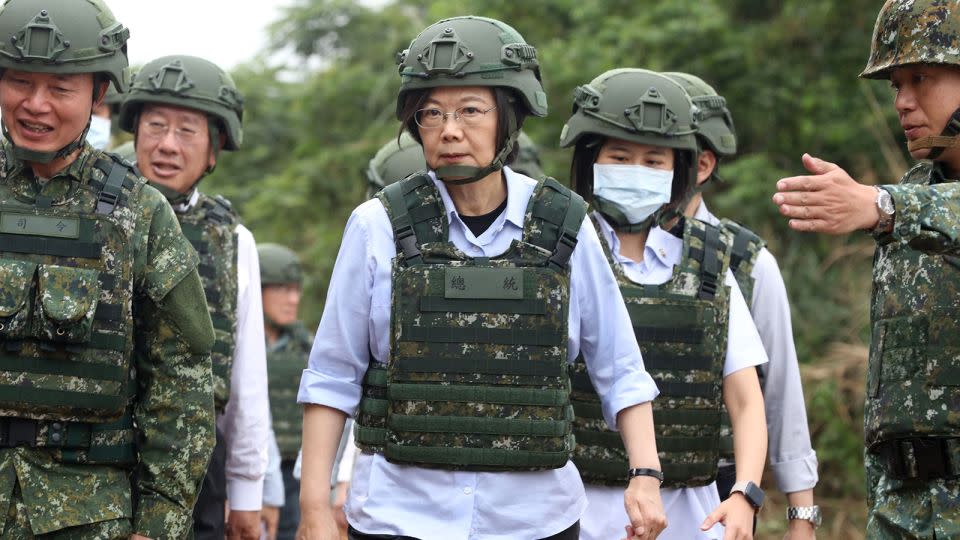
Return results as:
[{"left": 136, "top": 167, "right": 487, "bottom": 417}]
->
[
  {"left": 729, "top": 480, "right": 765, "bottom": 511},
  {"left": 627, "top": 467, "right": 664, "bottom": 484}
]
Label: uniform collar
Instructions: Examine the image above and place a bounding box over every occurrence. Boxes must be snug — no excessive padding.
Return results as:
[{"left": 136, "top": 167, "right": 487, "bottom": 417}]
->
[
  {"left": 594, "top": 211, "right": 680, "bottom": 268},
  {"left": 430, "top": 165, "right": 528, "bottom": 231},
  {"left": 692, "top": 200, "right": 720, "bottom": 226}
]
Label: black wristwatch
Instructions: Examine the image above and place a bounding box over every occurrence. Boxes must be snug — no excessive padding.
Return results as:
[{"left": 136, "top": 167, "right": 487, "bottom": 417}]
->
[
  {"left": 627, "top": 467, "right": 664, "bottom": 485},
  {"left": 729, "top": 480, "right": 765, "bottom": 511}
]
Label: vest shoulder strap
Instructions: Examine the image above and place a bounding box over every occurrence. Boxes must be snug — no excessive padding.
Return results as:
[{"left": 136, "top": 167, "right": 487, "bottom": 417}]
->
[
  {"left": 718, "top": 218, "right": 765, "bottom": 279},
  {"left": 92, "top": 154, "right": 141, "bottom": 216},
  {"left": 523, "top": 177, "right": 588, "bottom": 271},
  {"left": 378, "top": 173, "right": 447, "bottom": 266},
  {"left": 683, "top": 218, "right": 733, "bottom": 301}
]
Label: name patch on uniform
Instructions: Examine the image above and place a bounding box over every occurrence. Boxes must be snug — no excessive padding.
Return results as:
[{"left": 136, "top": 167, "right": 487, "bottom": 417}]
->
[
  {"left": 0, "top": 213, "right": 80, "bottom": 239},
  {"left": 444, "top": 267, "right": 524, "bottom": 299}
]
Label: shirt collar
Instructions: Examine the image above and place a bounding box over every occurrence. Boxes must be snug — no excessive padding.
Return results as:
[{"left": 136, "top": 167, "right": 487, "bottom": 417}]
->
[
  {"left": 693, "top": 200, "right": 720, "bottom": 226},
  {"left": 594, "top": 211, "right": 679, "bottom": 268},
  {"left": 430, "top": 165, "right": 528, "bottom": 230},
  {"left": 4, "top": 140, "right": 95, "bottom": 184}
]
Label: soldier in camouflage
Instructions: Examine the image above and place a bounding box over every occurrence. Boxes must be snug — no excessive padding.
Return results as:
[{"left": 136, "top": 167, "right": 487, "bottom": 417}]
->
[
  {"left": 298, "top": 16, "right": 665, "bottom": 540},
  {"left": 119, "top": 55, "right": 270, "bottom": 540},
  {"left": 0, "top": 0, "right": 216, "bottom": 538},
  {"left": 773, "top": 1, "right": 960, "bottom": 537},
  {"left": 562, "top": 68, "right": 768, "bottom": 540},
  {"left": 668, "top": 72, "right": 821, "bottom": 537}
]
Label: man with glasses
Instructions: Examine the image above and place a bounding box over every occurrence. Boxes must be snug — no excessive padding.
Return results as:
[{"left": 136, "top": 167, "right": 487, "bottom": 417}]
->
[{"left": 119, "top": 55, "right": 270, "bottom": 540}]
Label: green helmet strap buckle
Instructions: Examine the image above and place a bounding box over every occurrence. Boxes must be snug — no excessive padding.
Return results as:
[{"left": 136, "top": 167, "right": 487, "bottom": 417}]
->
[
  {"left": 419, "top": 27, "right": 473, "bottom": 75},
  {"left": 148, "top": 59, "right": 195, "bottom": 94},
  {"left": 625, "top": 87, "right": 671, "bottom": 134},
  {"left": 14, "top": 10, "right": 69, "bottom": 61}
]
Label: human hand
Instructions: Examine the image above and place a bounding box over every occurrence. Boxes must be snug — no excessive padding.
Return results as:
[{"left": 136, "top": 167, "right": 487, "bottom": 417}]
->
[
  {"left": 783, "top": 518, "right": 816, "bottom": 540},
  {"left": 772, "top": 153, "right": 880, "bottom": 234},
  {"left": 700, "top": 494, "right": 755, "bottom": 540},
  {"left": 621, "top": 476, "right": 667, "bottom": 539},
  {"left": 295, "top": 506, "right": 341, "bottom": 540},
  {"left": 261, "top": 505, "right": 281, "bottom": 540},
  {"left": 226, "top": 509, "right": 261, "bottom": 540}
]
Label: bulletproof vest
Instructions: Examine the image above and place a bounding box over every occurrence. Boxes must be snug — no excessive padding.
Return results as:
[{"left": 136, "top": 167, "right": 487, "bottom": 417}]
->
[
  {"left": 0, "top": 150, "right": 143, "bottom": 465},
  {"left": 267, "top": 323, "right": 313, "bottom": 460},
  {"left": 354, "top": 174, "right": 586, "bottom": 471},
  {"left": 716, "top": 218, "right": 766, "bottom": 461},
  {"left": 865, "top": 161, "right": 960, "bottom": 448},
  {"left": 177, "top": 193, "right": 239, "bottom": 410},
  {"left": 570, "top": 214, "right": 731, "bottom": 487}
]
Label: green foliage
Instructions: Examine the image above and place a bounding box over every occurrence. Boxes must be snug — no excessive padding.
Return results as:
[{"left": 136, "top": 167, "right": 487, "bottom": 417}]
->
[{"left": 205, "top": 0, "right": 902, "bottom": 498}]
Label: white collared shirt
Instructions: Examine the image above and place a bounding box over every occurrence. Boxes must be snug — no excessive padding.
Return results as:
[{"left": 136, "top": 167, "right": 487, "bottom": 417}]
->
[
  {"left": 581, "top": 213, "right": 767, "bottom": 540},
  {"left": 178, "top": 190, "right": 270, "bottom": 510},
  {"left": 694, "top": 202, "right": 819, "bottom": 493},
  {"left": 298, "top": 167, "right": 658, "bottom": 540}
]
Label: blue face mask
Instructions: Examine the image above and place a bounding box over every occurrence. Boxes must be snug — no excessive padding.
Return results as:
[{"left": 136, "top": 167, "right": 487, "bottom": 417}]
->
[
  {"left": 85, "top": 115, "right": 111, "bottom": 150},
  {"left": 592, "top": 163, "right": 673, "bottom": 225}
]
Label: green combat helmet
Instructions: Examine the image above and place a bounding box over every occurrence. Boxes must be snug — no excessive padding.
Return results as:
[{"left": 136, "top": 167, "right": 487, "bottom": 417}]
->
[
  {"left": 510, "top": 131, "right": 546, "bottom": 179},
  {"left": 258, "top": 243, "right": 303, "bottom": 287},
  {"left": 560, "top": 68, "right": 700, "bottom": 231},
  {"left": 119, "top": 54, "right": 244, "bottom": 160},
  {"left": 395, "top": 16, "right": 547, "bottom": 185},
  {"left": 365, "top": 131, "right": 426, "bottom": 199},
  {"left": 0, "top": 0, "right": 129, "bottom": 163},
  {"left": 862, "top": 0, "right": 960, "bottom": 158}
]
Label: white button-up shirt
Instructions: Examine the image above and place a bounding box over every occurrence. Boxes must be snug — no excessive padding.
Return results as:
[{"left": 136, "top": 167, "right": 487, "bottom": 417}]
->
[
  {"left": 694, "top": 202, "right": 819, "bottom": 493},
  {"left": 298, "top": 168, "right": 658, "bottom": 540},
  {"left": 581, "top": 214, "right": 767, "bottom": 540}
]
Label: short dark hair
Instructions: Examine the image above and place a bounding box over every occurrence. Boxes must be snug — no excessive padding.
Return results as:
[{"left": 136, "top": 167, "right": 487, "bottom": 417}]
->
[
  {"left": 397, "top": 87, "right": 528, "bottom": 165},
  {"left": 571, "top": 135, "right": 695, "bottom": 208}
]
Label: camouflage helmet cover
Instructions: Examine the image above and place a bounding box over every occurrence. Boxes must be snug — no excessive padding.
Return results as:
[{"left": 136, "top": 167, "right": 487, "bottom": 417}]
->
[
  {"left": 395, "top": 16, "right": 547, "bottom": 119},
  {"left": 560, "top": 68, "right": 699, "bottom": 152},
  {"left": 366, "top": 131, "right": 426, "bottom": 196},
  {"left": 258, "top": 243, "right": 303, "bottom": 286},
  {"left": 862, "top": 0, "right": 960, "bottom": 79},
  {"left": 118, "top": 55, "right": 244, "bottom": 150},
  {"left": 663, "top": 71, "right": 737, "bottom": 157},
  {"left": 0, "top": 0, "right": 129, "bottom": 92}
]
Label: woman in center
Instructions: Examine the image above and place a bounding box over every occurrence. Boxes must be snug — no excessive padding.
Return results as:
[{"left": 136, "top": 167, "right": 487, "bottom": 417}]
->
[
  {"left": 561, "top": 68, "right": 769, "bottom": 540},
  {"left": 296, "top": 18, "right": 667, "bottom": 540}
]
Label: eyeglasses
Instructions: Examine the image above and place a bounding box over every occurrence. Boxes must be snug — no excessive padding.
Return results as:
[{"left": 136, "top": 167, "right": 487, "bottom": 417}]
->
[
  {"left": 139, "top": 119, "right": 203, "bottom": 144},
  {"left": 414, "top": 105, "right": 497, "bottom": 129}
]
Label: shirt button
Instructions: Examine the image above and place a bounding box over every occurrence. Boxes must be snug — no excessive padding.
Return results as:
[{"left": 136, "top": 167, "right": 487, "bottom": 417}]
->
[{"left": 463, "top": 487, "right": 473, "bottom": 495}]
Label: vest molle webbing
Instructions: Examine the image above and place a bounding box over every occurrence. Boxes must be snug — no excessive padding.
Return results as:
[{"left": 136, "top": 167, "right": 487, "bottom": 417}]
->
[
  {"left": 355, "top": 174, "right": 586, "bottom": 471},
  {"left": 0, "top": 152, "right": 143, "bottom": 465},
  {"left": 178, "top": 193, "right": 239, "bottom": 410},
  {"left": 268, "top": 324, "right": 313, "bottom": 459},
  {"left": 570, "top": 215, "right": 732, "bottom": 487}
]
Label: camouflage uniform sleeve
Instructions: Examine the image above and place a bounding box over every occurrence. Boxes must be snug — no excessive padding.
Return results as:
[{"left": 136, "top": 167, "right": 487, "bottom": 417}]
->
[
  {"left": 882, "top": 182, "right": 960, "bottom": 255},
  {"left": 132, "top": 187, "right": 216, "bottom": 539}
]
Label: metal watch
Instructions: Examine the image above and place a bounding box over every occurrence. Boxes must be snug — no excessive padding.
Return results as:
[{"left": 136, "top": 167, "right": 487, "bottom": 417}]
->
[
  {"left": 729, "top": 480, "right": 765, "bottom": 511},
  {"left": 874, "top": 187, "right": 895, "bottom": 232},
  {"left": 787, "top": 505, "right": 822, "bottom": 528}
]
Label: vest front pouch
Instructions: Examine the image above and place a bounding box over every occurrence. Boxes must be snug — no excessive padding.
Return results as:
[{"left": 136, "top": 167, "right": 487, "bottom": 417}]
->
[
  {"left": 36, "top": 265, "right": 100, "bottom": 344},
  {"left": 0, "top": 258, "right": 37, "bottom": 339}
]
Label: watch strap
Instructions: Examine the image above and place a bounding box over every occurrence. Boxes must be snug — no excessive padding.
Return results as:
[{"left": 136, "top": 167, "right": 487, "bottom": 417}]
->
[{"left": 627, "top": 467, "right": 664, "bottom": 484}]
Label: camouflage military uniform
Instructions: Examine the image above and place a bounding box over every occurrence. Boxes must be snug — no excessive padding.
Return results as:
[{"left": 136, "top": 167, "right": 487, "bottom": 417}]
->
[
  {"left": 864, "top": 161, "right": 960, "bottom": 539},
  {"left": 0, "top": 143, "right": 215, "bottom": 539}
]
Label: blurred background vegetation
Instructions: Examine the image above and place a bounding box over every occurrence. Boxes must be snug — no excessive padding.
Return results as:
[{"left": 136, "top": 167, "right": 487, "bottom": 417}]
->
[{"left": 198, "top": 0, "right": 902, "bottom": 536}]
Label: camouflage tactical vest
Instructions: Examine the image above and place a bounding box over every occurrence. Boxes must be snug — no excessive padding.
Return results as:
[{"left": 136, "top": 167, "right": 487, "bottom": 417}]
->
[
  {"left": 716, "top": 219, "right": 766, "bottom": 462},
  {"left": 268, "top": 323, "right": 313, "bottom": 460},
  {"left": 865, "top": 162, "right": 960, "bottom": 449},
  {"left": 570, "top": 214, "right": 731, "bottom": 487},
  {"left": 177, "top": 193, "right": 238, "bottom": 411},
  {"left": 0, "top": 150, "right": 143, "bottom": 466},
  {"left": 354, "top": 174, "right": 587, "bottom": 471}
]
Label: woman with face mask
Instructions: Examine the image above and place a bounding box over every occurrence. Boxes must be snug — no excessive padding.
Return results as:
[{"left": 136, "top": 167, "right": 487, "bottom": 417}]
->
[{"left": 561, "top": 68, "right": 769, "bottom": 540}]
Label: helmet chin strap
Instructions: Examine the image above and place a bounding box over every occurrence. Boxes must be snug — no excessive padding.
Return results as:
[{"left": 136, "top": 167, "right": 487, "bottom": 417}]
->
[
  {"left": 148, "top": 180, "right": 194, "bottom": 206},
  {"left": 2, "top": 120, "right": 91, "bottom": 165},
  {"left": 594, "top": 198, "right": 658, "bottom": 233},
  {"left": 433, "top": 113, "right": 519, "bottom": 186},
  {"left": 907, "top": 107, "right": 960, "bottom": 160}
]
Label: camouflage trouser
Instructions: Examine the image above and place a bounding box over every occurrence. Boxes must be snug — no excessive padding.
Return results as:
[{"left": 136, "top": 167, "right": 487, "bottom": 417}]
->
[
  {"left": 865, "top": 450, "right": 960, "bottom": 539},
  {"left": 0, "top": 484, "right": 131, "bottom": 539}
]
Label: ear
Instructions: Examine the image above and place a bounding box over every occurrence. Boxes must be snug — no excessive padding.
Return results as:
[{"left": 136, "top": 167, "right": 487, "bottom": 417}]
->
[
  {"left": 93, "top": 81, "right": 110, "bottom": 107},
  {"left": 696, "top": 150, "right": 717, "bottom": 186}
]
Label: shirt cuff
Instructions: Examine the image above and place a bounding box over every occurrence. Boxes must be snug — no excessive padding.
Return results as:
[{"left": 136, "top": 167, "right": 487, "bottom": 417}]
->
[
  {"left": 770, "top": 451, "right": 819, "bottom": 494},
  {"left": 133, "top": 494, "right": 192, "bottom": 540},
  {"left": 883, "top": 184, "right": 922, "bottom": 243},
  {"left": 601, "top": 363, "right": 659, "bottom": 430},
  {"left": 228, "top": 477, "right": 266, "bottom": 511},
  {"left": 297, "top": 367, "right": 363, "bottom": 417}
]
